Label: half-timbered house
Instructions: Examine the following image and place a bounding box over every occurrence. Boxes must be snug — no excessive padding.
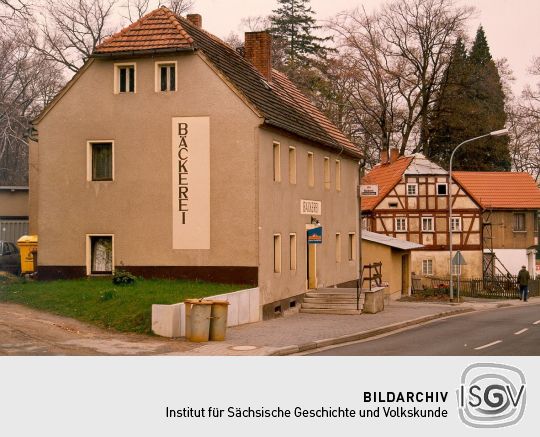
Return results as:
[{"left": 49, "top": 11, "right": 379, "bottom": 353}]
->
[{"left": 361, "top": 152, "right": 483, "bottom": 279}]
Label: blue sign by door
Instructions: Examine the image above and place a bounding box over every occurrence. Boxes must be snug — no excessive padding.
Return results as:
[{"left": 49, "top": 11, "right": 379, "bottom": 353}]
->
[{"left": 307, "top": 227, "right": 323, "bottom": 244}]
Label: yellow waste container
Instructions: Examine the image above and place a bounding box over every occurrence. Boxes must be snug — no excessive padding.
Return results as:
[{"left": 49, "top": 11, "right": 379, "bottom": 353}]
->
[
  {"left": 209, "top": 300, "right": 230, "bottom": 341},
  {"left": 16, "top": 235, "right": 38, "bottom": 274},
  {"left": 184, "top": 299, "right": 213, "bottom": 342}
]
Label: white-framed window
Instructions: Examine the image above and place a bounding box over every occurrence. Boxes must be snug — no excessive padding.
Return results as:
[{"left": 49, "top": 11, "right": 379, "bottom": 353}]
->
[
  {"left": 307, "top": 152, "right": 314, "bottom": 187},
  {"left": 450, "top": 217, "right": 462, "bottom": 232},
  {"left": 273, "top": 142, "right": 281, "bottom": 182},
  {"left": 86, "top": 234, "right": 114, "bottom": 275},
  {"left": 422, "top": 217, "right": 434, "bottom": 232},
  {"left": 513, "top": 213, "right": 526, "bottom": 232},
  {"left": 335, "top": 233, "right": 341, "bottom": 263},
  {"left": 395, "top": 217, "right": 407, "bottom": 232},
  {"left": 288, "top": 146, "right": 296, "bottom": 184},
  {"left": 114, "top": 63, "right": 136, "bottom": 94},
  {"left": 155, "top": 61, "right": 177, "bottom": 92},
  {"left": 323, "top": 157, "right": 330, "bottom": 190},
  {"left": 422, "top": 259, "right": 433, "bottom": 275},
  {"left": 407, "top": 183, "right": 418, "bottom": 196},
  {"left": 289, "top": 233, "right": 297, "bottom": 271},
  {"left": 273, "top": 234, "right": 281, "bottom": 273},
  {"left": 436, "top": 183, "right": 448, "bottom": 196},
  {"left": 87, "top": 141, "right": 114, "bottom": 181},
  {"left": 452, "top": 263, "right": 462, "bottom": 276},
  {"left": 335, "top": 159, "right": 341, "bottom": 191},
  {"left": 348, "top": 232, "right": 356, "bottom": 261}
]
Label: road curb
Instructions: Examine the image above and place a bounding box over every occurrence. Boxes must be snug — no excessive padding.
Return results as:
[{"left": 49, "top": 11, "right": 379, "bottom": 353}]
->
[{"left": 269, "top": 307, "right": 476, "bottom": 356}]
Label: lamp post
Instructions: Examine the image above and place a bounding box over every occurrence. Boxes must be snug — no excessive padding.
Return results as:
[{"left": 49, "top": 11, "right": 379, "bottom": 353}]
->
[{"left": 448, "top": 128, "right": 509, "bottom": 302}]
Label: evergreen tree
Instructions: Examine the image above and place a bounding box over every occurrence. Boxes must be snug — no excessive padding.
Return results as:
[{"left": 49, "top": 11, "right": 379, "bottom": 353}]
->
[
  {"left": 270, "top": 0, "right": 331, "bottom": 67},
  {"left": 429, "top": 27, "right": 511, "bottom": 171}
]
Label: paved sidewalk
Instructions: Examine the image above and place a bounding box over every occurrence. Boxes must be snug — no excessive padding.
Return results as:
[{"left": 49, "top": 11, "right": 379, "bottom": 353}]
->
[{"left": 169, "top": 300, "right": 481, "bottom": 356}]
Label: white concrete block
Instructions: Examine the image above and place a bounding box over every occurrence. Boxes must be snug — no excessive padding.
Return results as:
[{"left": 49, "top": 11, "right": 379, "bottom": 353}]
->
[
  {"left": 249, "top": 288, "right": 260, "bottom": 323},
  {"left": 226, "top": 293, "right": 240, "bottom": 327},
  {"left": 238, "top": 291, "right": 250, "bottom": 325},
  {"left": 152, "top": 303, "right": 183, "bottom": 338}
]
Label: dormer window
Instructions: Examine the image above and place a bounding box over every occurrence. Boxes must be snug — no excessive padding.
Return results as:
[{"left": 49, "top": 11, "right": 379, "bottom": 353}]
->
[
  {"left": 114, "top": 63, "right": 136, "bottom": 94},
  {"left": 156, "top": 62, "right": 177, "bottom": 92}
]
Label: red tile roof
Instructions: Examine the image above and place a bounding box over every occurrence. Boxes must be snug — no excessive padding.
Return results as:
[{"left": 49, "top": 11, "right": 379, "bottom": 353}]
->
[
  {"left": 453, "top": 172, "right": 540, "bottom": 210},
  {"left": 90, "top": 7, "right": 360, "bottom": 158},
  {"left": 94, "top": 7, "right": 194, "bottom": 55},
  {"left": 361, "top": 156, "right": 413, "bottom": 211}
]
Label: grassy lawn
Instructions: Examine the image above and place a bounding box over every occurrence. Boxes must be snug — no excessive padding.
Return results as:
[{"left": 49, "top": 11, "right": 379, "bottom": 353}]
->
[{"left": 0, "top": 275, "right": 248, "bottom": 334}]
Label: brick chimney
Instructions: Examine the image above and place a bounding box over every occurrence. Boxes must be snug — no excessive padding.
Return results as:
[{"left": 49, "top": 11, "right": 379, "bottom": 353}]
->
[
  {"left": 390, "top": 148, "right": 400, "bottom": 163},
  {"left": 244, "top": 31, "right": 272, "bottom": 82},
  {"left": 186, "top": 14, "right": 202, "bottom": 28},
  {"left": 380, "top": 149, "right": 389, "bottom": 165}
]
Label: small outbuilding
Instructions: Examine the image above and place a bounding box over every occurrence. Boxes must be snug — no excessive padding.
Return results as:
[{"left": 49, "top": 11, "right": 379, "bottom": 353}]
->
[{"left": 362, "top": 231, "right": 423, "bottom": 301}]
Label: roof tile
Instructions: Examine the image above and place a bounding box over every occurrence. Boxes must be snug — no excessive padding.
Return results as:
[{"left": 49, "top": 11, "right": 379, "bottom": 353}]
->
[
  {"left": 453, "top": 172, "right": 540, "bottom": 210},
  {"left": 90, "top": 7, "right": 360, "bottom": 158},
  {"left": 361, "top": 157, "right": 413, "bottom": 211}
]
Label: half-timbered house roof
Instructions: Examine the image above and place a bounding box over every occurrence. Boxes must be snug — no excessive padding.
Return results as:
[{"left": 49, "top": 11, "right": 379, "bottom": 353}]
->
[
  {"left": 361, "top": 156, "right": 414, "bottom": 211},
  {"left": 453, "top": 172, "right": 540, "bottom": 210}
]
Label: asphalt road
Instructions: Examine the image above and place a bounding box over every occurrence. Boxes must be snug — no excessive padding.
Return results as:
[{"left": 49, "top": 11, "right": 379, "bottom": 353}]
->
[{"left": 310, "top": 303, "right": 540, "bottom": 356}]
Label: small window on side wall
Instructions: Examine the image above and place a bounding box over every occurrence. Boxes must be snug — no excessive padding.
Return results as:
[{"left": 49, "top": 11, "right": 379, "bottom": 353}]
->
[
  {"left": 436, "top": 183, "right": 448, "bottom": 196},
  {"left": 115, "top": 64, "right": 135, "bottom": 93},
  {"left": 156, "top": 62, "right": 176, "bottom": 92},
  {"left": 89, "top": 142, "right": 113, "bottom": 181}
]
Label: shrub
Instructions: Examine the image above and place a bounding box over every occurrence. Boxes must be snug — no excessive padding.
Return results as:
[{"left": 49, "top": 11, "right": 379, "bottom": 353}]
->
[{"left": 112, "top": 269, "right": 136, "bottom": 286}]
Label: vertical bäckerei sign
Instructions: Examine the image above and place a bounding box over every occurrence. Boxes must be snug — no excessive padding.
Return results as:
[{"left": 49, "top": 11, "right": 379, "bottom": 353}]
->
[{"left": 172, "top": 117, "right": 210, "bottom": 249}]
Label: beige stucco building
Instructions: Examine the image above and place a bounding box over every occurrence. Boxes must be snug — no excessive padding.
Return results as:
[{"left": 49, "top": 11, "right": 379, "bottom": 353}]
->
[{"left": 30, "top": 7, "right": 361, "bottom": 316}]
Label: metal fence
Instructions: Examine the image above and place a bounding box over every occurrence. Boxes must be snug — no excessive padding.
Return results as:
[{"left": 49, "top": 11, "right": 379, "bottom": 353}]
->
[
  {"left": 421, "top": 276, "right": 540, "bottom": 299},
  {"left": 0, "top": 220, "right": 28, "bottom": 243}
]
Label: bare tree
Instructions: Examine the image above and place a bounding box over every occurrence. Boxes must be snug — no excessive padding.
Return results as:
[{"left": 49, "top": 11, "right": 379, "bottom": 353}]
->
[
  {"left": 24, "top": 0, "right": 118, "bottom": 74},
  {"left": 506, "top": 58, "right": 540, "bottom": 182},
  {"left": 329, "top": 7, "right": 403, "bottom": 164},
  {"left": 166, "top": 0, "right": 193, "bottom": 16},
  {"left": 122, "top": 0, "right": 151, "bottom": 23},
  {"left": 0, "top": 29, "right": 64, "bottom": 185}
]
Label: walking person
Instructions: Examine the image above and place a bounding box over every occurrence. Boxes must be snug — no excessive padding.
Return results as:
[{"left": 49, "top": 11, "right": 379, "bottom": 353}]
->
[{"left": 517, "top": 266, "right": 530, "bottom": 302}]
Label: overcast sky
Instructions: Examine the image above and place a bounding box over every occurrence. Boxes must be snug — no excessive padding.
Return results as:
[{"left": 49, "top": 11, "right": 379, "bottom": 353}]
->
[{"left": 191, "top": 0, "right": 539, "bottom": 95}]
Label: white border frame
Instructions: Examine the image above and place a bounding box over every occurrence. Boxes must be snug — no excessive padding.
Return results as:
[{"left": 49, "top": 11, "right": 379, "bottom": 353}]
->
[
  {"left": 87, "top": 140, "right": 115, "bottom": 182},
  {"left": 406, "top": 183, "right": 418, "bottom": 196},
  {"left": 421, "top": 216, "right": 434, "bottom": 232},
  {"left": 395, "top": 217, "right": 408, "bottom": 232},
  {"left": 154, "top": 60, "right": 178, "bottom": 93},
  {"left": 114, "top": 62, "right": 137, "bottom": 94},
  {"left": 86, "top": 234, "right": 115, "bottom": 276},
  {"left": 436, "top": 182, "right": 448, "bottom": 196}
]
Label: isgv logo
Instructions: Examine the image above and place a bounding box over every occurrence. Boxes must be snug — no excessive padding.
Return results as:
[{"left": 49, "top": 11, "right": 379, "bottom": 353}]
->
[{"left": 458, "top": 363, "right": 526, "bottom": 428}]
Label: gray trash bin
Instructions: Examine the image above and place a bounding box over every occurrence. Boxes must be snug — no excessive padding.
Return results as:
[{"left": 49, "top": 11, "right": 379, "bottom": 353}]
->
[
  {"left": 209, "top": 300, "right": 230, "bottom": 341},
  {"left": 184, "top": 299, "right": 213, "bottom": 342}
]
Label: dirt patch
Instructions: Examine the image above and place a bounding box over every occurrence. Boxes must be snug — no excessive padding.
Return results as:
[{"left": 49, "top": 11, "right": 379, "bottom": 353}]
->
[{"left": 0, "top": 302, "right": 197, "bottom": 356}]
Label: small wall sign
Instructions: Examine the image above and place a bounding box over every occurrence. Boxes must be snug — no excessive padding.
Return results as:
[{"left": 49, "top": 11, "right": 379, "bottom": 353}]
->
[{"left": 301, "top": 199, "right": 322, "bottom": 216}]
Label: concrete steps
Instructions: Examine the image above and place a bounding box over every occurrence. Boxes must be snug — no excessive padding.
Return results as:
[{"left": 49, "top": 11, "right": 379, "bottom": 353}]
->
[{"left": 300, "top": 287, "right": 364, "bottom": 315}]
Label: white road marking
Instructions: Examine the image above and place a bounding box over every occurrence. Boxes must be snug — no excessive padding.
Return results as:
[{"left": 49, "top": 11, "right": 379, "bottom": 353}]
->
[
  {"left": 533, "top": 320, "right": 540, "bottom": 325},
  {"left": 514, "top": 328, "right": 528, "bottom": 335},
  {"left": 474, "top": 340, "right": 502, "bottom": 350}
]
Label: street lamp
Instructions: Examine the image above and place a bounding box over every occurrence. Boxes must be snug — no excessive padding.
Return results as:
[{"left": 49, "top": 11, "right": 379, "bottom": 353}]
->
[{"left": 448, "top": 128, "right": 509, "bottom": 302}]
